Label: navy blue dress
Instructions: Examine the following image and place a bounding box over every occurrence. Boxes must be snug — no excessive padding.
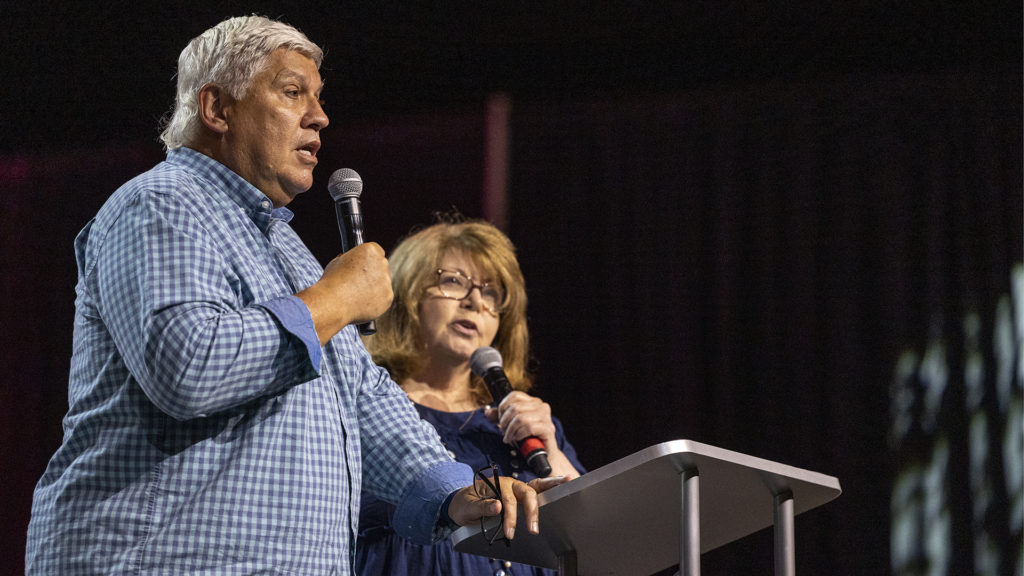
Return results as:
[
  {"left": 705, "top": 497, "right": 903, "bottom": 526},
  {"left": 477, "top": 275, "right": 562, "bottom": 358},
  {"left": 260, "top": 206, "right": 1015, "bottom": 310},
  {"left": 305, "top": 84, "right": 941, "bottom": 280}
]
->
[{"left": 356, "top": 403, "right": 585, "bottom": 576}]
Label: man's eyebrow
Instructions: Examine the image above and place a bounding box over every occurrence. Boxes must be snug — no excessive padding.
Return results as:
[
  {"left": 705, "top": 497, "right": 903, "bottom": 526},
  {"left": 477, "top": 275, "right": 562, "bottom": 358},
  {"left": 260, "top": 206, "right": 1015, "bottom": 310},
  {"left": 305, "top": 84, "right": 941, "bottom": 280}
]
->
[
  {"left": 274, "top": 69, "right": 324, "bottom": 93},
  {"left": 273, "top": 69, "right": 306, "bottom": 84}
]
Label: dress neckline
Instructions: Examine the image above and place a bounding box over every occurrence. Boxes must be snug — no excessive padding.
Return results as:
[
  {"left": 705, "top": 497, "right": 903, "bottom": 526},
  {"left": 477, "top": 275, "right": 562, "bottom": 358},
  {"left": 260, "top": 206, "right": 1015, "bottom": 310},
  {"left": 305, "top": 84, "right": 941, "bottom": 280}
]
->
[{"left": 412, "top": 402, "right": 487, "bottom": 432}]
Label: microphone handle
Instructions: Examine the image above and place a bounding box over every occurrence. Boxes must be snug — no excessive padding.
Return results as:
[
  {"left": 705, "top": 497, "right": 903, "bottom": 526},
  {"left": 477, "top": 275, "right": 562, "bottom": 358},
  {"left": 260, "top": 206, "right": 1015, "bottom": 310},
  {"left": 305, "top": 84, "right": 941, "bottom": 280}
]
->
[
  {"left": 334, "top": 200, "right": 376, "bottom": 335},
  {"left": 482, "top": 368, "right": 552, "bottom": 477}
]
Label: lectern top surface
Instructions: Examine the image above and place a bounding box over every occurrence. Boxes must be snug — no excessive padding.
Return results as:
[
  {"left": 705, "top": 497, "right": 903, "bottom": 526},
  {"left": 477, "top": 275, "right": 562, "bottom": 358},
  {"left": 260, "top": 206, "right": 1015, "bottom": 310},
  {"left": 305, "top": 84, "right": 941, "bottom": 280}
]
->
[{"left": 452, "top": 439, "right": 841, "bottom": 575}]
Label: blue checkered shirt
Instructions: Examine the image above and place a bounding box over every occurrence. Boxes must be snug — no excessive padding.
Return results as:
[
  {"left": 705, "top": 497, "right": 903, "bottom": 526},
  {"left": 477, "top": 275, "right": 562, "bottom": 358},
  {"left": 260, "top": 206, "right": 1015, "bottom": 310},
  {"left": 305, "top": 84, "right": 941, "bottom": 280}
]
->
[{"left": 25, "top": 147, "right": 473, "bottom": 574}]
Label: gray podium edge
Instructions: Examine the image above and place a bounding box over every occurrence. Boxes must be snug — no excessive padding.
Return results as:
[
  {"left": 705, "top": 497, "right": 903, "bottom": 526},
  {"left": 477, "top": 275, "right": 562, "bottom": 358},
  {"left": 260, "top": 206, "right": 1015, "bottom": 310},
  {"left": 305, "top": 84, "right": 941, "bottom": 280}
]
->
[{"left": 452, "top": 439, "right": 842, "bottom": 576}]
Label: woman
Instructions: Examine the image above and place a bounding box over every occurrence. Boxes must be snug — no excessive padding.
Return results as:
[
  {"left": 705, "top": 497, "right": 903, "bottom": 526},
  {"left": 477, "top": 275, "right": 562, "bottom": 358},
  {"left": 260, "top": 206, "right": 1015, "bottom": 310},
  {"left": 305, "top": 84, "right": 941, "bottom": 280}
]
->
[{"left": 357, "top": 218, "right": 585, "bottom": 576}]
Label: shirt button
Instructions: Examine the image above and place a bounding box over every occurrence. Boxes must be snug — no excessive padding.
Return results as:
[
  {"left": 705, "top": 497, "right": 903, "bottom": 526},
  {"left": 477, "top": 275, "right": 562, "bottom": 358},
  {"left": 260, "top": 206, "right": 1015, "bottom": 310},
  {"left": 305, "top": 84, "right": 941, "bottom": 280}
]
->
[{"left": 261, "top": 200, "right": 272, "bottom": 210}]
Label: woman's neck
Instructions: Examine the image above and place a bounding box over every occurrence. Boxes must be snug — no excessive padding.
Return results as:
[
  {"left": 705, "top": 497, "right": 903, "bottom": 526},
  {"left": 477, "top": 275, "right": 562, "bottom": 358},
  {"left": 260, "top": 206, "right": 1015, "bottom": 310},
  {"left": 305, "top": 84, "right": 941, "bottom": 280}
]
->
[{"left": 401, "top": 362, "right": 481, "bottom": 412}]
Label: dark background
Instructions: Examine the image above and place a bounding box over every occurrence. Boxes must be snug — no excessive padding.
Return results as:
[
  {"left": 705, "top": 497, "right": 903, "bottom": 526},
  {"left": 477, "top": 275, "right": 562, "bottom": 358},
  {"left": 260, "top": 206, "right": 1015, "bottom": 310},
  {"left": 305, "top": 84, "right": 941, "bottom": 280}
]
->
[{"left": 2, "top": 2, "right": 1021, "bottom": 575}]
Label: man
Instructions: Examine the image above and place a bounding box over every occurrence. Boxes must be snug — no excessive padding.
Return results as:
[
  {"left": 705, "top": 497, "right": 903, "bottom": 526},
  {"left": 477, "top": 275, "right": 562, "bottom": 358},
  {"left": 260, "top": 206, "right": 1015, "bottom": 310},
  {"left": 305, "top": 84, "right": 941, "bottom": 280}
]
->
[{"left": 26, "top": 15, "right": 557, "bottom": 574}]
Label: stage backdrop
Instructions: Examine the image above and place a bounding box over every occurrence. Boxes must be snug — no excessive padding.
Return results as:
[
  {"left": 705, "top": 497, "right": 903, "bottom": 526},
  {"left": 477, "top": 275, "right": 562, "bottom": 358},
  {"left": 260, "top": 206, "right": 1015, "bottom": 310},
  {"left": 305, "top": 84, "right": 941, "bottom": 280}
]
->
[
  {"left": 2, "top": 68, "right": 1020, "bottom": 574},
  {"left": 505, "top": 68, "right": 1022, "bottom": 575}
]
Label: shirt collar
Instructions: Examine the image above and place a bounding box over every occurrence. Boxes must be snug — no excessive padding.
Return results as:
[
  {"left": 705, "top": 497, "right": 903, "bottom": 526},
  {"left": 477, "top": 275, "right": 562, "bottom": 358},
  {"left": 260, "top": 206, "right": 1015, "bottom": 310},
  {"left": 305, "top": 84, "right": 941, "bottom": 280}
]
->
[{"left": 166, "top": 147, "right": 295, "bottom": 232}]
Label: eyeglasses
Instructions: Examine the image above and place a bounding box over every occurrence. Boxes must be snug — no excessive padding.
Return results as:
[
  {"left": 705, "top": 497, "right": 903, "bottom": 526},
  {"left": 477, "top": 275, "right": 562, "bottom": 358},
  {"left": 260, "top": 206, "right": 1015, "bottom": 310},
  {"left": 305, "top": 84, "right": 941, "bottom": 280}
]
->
[
  {"left": 473, "top": 463, "right": 511, "bottom": 547},
  {"left": 433, "top": 269, "right": 507, "bottom": 315}
]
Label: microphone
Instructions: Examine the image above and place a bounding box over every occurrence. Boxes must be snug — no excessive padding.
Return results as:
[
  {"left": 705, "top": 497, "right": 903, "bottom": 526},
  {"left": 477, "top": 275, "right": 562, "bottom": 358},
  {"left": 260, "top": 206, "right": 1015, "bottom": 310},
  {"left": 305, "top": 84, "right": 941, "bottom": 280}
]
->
[
  {"left": 328, "top": 168, "right": 375, "bottom": 336},
  {"left": 470, "top": 346, "right": 552, "bottom": 478}
]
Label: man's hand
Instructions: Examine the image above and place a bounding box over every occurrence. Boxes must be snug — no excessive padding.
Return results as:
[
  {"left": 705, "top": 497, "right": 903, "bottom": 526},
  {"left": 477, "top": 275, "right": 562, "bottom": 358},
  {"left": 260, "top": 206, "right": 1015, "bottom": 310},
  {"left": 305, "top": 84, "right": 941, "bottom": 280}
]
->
[
  {"left": 297, "top": 242, "right": 393, "bottom": 345},
  {"left": 446, "top": 475, "right": 569, "bottom": 540}
]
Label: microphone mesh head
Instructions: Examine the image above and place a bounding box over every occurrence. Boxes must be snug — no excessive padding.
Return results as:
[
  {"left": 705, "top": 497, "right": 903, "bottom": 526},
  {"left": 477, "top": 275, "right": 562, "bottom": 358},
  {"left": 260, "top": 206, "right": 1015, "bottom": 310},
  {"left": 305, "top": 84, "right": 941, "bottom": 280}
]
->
[
  {"left": 328, "top": 168, "right": 363, "bottom": 200},
  {"left": 470, "top": 346, "right": 503, "bottom": 376}
]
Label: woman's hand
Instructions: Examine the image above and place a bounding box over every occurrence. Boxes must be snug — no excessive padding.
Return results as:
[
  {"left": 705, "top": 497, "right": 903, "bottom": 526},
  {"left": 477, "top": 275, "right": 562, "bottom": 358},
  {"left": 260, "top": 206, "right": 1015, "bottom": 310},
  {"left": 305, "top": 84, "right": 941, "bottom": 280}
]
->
[{"left": 485, "top": 391, "right": 582, "bottom": 480}]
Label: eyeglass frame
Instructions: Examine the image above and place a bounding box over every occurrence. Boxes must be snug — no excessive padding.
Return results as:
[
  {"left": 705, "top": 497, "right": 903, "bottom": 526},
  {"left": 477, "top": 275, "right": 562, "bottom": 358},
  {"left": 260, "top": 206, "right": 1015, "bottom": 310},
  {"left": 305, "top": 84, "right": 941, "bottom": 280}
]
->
[
  {"left": 431, "top": 268, "right": 507, "bottom": 315},
  {"left": 474, "top": 463, "right": 511, "bottom": 547}
]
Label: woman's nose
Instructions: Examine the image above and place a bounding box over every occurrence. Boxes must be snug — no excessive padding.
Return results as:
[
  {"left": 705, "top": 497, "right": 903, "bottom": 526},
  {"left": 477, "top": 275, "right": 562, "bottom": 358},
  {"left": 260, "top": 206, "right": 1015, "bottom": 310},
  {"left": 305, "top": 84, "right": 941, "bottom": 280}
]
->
[{"left": 461, "top": 286, "right": 485, "bottom": 310}]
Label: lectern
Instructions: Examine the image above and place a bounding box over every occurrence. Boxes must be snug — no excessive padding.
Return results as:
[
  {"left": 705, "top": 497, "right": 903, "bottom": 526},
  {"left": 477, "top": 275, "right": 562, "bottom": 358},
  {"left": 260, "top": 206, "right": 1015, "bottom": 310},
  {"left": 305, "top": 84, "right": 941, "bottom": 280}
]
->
[{"left": 453, "top": 439, "right": 841, "bottom": 575}]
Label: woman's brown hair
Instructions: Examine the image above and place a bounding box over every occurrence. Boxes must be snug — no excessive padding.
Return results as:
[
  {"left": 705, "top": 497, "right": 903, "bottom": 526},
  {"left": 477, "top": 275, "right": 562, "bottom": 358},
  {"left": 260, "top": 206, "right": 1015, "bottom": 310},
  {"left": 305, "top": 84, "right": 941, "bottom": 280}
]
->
[{"left": 363, "top": 216, "right": 532, "bottom": 404}]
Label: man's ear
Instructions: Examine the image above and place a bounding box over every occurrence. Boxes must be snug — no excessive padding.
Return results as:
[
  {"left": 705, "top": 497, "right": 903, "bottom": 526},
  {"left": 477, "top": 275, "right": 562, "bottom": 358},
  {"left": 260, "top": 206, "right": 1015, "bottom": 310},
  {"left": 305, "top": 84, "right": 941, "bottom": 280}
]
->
[{"left": 197, "top": 83, "right": 230, "bottom": 135}]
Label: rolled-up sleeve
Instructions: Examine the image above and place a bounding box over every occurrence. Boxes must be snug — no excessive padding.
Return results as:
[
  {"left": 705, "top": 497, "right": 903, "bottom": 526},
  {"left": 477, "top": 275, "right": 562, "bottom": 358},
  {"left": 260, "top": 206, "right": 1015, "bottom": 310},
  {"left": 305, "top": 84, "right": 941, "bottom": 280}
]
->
[
  {"left": 95, "top": 189, "right": 319, "bottom": 420},
  {"left": 391, "top": 460, "right": 475, "bottom": 544},
  {"left": 260, "top": 295, "right": 323, "bottom": 373}
]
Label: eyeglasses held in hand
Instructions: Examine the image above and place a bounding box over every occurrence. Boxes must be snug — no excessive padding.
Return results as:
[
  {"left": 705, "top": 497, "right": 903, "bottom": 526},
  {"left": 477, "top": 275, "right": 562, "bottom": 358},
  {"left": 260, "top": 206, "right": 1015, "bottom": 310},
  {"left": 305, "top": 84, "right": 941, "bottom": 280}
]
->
[
  {"left": 474, "top": 463, "right": 511, "bottom": 547},
  {"left": 434, "top": 269, "right": 507, "bottom": 315}
]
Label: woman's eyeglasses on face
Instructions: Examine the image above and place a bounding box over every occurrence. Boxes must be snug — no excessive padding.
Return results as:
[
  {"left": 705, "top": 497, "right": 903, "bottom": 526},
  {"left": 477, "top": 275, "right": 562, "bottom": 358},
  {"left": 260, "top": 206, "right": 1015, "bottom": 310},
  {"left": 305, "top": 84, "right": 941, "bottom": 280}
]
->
[{"left": 433, "top": 269, "right": 507, "bottom": 315}]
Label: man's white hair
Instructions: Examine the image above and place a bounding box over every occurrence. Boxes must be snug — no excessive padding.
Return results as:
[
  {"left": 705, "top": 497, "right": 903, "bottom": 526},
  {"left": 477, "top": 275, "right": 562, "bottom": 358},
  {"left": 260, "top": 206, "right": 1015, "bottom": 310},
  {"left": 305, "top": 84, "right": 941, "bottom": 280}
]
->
[{"left": 158, "top": 15, "right": 323, "bottom": 150}]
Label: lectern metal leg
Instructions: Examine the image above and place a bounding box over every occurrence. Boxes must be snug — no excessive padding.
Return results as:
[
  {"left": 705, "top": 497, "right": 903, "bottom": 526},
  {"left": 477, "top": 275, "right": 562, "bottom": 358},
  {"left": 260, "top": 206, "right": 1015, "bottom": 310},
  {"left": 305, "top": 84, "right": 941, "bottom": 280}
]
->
[
  {"left": 558, "top": 549, "right": 577, "bottom": 576},
  {"left": 774, "top": 490, "right": 795, "bottom": 576},
  {"left": 680, "top": 469, "right": 700, "bottom": 576}
]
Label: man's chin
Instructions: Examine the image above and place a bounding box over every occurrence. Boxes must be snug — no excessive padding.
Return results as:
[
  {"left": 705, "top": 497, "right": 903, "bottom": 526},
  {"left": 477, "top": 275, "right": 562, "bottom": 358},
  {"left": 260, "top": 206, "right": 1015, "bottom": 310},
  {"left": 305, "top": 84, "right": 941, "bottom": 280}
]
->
[
  {"left": 276, "top": 177, "right": 315, "bottom": 204},
  {"left": 261, "top": 186, "right": 306, "bottom": 208}
]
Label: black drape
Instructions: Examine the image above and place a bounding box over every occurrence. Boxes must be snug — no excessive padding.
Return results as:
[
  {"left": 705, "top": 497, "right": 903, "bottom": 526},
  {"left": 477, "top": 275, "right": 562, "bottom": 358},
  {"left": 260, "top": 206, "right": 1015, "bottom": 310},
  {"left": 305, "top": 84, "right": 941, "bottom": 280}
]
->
[{"left": 507, "top": 69, "right": 1021, "bottom": 575}]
